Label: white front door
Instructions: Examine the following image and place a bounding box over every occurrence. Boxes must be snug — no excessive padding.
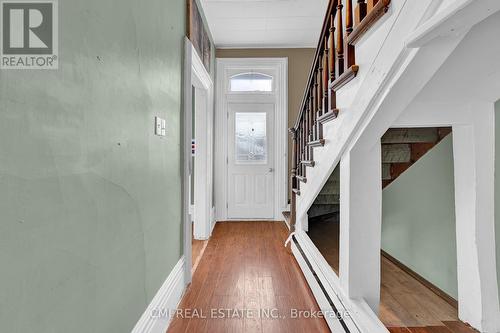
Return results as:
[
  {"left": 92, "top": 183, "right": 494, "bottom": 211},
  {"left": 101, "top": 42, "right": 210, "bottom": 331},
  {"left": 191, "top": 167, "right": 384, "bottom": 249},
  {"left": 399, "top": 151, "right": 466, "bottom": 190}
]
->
[{"left": 227, "top": 103, "right": 275, "bottom": 219}]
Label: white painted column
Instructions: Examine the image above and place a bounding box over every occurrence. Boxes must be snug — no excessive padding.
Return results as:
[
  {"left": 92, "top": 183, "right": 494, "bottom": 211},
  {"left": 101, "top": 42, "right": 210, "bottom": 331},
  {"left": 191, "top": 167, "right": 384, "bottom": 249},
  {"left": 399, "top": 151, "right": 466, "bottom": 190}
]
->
[
  {"left": 340, "top": 142, "right": 382, "bottom": 313},
  {"left": 452, "top": 103, "right": 500, "bottom": 332}
]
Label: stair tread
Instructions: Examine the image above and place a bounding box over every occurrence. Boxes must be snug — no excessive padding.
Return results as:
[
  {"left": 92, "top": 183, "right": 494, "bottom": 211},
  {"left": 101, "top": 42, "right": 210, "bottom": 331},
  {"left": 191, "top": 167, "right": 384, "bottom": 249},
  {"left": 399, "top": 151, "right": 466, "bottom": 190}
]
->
[
  {"left": 382, "top": 128, "right": 438, "bottom": 144},
  {"left": 382, "top": 144, "right": 411, "bottom": 163}
]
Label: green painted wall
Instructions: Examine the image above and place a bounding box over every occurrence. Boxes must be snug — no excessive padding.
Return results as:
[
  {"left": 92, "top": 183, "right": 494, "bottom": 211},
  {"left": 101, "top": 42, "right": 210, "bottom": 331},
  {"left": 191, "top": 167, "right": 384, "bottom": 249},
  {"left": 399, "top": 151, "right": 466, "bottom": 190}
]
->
[
  {"left": 495, "top": 100, "right": 500, "bottom": 305},
  {"left": 0, "top": 0, "right": 185, "bottom": 332},
  {"left": 382, "top": 135, "right": 458, "bottom": 298}
]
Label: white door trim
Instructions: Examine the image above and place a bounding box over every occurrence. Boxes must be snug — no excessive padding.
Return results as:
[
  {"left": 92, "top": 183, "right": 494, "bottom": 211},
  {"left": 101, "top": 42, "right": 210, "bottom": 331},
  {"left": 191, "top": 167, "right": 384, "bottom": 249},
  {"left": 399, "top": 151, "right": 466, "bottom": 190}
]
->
[
  {"left": 215, "top": 57, "right": 288, "bottom": 221},
  {"left": 183, "top": 38, "right": 214, "bottom": 285}
]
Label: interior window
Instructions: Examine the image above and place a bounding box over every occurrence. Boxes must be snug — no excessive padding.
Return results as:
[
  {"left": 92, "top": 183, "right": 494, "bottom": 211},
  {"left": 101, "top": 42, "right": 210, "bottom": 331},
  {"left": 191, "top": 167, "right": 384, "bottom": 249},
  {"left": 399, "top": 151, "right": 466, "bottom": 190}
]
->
[{"left": 230, "top": 72, "right": 273, "bottom": 92}]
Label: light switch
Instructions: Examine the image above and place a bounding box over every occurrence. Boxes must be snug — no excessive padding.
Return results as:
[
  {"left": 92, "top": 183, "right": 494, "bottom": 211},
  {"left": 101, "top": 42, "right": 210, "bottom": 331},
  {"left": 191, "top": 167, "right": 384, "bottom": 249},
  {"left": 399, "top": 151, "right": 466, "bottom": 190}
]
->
[{"left": 155, "top": 116, "right": 162, "bottom": 136}]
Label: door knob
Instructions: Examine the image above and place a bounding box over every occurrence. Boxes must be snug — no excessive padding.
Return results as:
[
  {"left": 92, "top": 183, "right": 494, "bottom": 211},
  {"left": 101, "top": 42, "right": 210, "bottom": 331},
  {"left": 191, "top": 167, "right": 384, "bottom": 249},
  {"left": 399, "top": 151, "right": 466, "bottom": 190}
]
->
[{"left": 269, "top": 168, "right": 274, "bottom": 172}]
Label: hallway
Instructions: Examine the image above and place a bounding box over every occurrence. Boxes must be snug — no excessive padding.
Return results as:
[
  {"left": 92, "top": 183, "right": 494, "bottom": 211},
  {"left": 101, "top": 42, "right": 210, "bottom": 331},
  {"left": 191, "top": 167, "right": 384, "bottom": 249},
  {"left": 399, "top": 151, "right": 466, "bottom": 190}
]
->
[{"left": 168, "top": 222, "right": 330, "bottom": 333}]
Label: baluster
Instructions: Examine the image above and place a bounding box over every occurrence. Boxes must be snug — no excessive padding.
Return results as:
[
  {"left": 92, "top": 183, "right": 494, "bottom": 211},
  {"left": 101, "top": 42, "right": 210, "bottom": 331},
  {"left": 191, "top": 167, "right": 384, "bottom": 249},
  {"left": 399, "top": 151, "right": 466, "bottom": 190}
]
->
[
  {"left": 317, "top": 60, "right": 323, "bottom": 121},
  {"left": 297, "top": 124, "right": 302, "bottom": 178},
  {"left": 308, "top": 93, "right": 314, "bottom": 142},
  {"left": 302, "top": 120, "right": 307, "bottom": 174},
  {"left": 304, "top": 103, "right": 309, "bottom": 147},
  {"left": 310, "top": 94, "right": 317, "bottom": 141},
  {"left": 312, "top": 81, "right": 318, "bottom": 134},
  {"left": 354, "top": 0, "right": 367, "bottom": 26},
  {"left": 302, "top": 123, "right": 306, "bottom": 175},
  {"left": 305, "top": 104, "right": 310, "bottom": 162},
  {"left": 290, "top": 128, "right": 297, "bottom": 229},
  {"left": 323, "top": 37, "right": 329, "bottom": 114},
  {"left": 367, "top": 0, "right": 379, "bottom": 12},
  {"left": 328, "top": 14, "right": 336, "bottom": 82},
  {"left": 345, "top": 0, "right": 355, "bottom": 69},
  {"left": 336, "top": 0, "right": 345, "bottom": 77},
  {"left": 310, "top": 94, "right": 318, "bottom": 141}
]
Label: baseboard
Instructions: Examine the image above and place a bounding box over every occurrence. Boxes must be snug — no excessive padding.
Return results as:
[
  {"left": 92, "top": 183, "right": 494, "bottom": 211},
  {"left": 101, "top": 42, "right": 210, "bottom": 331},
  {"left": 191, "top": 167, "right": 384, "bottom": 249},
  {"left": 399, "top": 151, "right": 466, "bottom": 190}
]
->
[
  {"left": 294, "top": 231, "right": 389, "bottom": 333},
  {"left": 210, "top": 206, "right": 216, "bottom": 234},
  {"left": 381, "top": 250, "right": 458, "bottom": 309},
  {"left": 131, "top": 256, "right": 186, "bottom": 333}
]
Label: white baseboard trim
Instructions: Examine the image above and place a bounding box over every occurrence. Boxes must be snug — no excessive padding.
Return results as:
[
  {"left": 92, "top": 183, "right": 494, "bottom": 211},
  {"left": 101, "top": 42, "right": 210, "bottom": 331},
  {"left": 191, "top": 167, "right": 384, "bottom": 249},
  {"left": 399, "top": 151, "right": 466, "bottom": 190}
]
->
[{"left": 131, "top": 256, "right": 186, "bottom": 333}]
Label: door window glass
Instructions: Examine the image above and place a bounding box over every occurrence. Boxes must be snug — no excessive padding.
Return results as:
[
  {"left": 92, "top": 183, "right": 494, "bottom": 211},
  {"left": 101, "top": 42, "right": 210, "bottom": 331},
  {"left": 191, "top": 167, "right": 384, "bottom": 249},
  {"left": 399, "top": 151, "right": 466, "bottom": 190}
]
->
[{"left": 235, "top": 112, "right": 267, "bottom": 163}]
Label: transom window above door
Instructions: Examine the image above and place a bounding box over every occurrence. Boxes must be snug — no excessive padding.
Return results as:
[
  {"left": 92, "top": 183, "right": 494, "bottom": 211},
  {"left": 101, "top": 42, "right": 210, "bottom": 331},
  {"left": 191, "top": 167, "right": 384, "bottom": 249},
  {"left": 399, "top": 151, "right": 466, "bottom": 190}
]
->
[{"left": 229, "top": 72, "right": 273, "bottom": 92}]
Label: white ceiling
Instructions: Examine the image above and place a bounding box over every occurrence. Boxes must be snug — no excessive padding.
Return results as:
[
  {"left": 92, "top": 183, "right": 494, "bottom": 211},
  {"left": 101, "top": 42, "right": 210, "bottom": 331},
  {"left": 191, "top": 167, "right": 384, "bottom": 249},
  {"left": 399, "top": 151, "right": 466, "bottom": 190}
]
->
[{"left": 200, "top": 0, "right": 329, "bottom": 48}]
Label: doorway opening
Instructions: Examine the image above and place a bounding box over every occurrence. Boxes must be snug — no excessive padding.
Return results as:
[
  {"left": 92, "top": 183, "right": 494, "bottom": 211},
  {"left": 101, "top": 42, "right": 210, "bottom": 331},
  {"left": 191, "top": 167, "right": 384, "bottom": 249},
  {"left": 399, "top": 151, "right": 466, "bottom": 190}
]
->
[
  {"left": 183, "top": 39, "right": 214, "bottom": 282},
  {"left": 215, "top": 58, "right": 288, "bottom": 221}
]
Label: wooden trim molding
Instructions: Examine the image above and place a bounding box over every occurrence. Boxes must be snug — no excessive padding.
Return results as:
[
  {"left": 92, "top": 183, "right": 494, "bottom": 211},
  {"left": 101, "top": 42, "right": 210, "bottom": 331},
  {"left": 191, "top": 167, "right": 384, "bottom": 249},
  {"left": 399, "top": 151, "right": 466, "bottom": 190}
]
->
[
  {"left": 318, "top": 109, "right": 340, "bottom": 124},
  {"left": 348, "top": 0, "right": 391, "bottom": 45},
  {"left": 381, "top": 250, "right": 459, "bottom": 309},
  {"left": 131, "top": 256, "right": 185, "bottom": 333},
  {"left": 330, "top": 65, "right": 359, "bottom": 91}
]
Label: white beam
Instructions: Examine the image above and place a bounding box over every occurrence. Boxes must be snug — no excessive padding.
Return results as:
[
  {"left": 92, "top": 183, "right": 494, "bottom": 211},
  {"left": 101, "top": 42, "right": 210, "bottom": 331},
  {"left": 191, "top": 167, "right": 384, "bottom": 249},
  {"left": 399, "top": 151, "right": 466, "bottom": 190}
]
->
[
  {"left": 340, "top": 142, "right": 382, "bottom": 312},
  {"left": 452, "top": 103, "right": 500, "bottom": 332}
]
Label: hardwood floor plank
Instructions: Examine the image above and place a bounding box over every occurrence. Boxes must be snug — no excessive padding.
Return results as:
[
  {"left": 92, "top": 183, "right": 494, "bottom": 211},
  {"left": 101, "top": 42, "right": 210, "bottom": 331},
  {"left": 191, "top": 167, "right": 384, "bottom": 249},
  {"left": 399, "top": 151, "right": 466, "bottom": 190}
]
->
[
  {"left": 168, "top": 221, "right": 329, "bottom": 333},
  {"left": 443, "top": 321, "right": 478, "bottom": 333},
  {"left": 307, "top": 217, "right": 463, "bottom": 330},
  {"left": 387, "top": 328, "right": 412, "bottom": 333},
  {"left": 425, "top": 326, "right": 454, "bottom": 333}
]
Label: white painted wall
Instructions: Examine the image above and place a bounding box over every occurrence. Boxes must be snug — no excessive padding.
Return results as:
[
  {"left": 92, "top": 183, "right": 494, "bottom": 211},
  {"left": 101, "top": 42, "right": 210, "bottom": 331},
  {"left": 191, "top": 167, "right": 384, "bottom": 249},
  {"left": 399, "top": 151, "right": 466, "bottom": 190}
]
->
[{"left": 392, "top": 13, "right": 500, "bottom": 329}]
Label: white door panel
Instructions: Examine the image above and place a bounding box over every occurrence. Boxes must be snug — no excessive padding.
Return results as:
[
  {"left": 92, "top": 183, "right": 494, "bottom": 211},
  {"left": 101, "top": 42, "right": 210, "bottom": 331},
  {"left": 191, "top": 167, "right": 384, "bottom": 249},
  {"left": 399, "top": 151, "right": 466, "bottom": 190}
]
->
[{"left": 227, "top": 103, "right": 275, "bottom": 219}]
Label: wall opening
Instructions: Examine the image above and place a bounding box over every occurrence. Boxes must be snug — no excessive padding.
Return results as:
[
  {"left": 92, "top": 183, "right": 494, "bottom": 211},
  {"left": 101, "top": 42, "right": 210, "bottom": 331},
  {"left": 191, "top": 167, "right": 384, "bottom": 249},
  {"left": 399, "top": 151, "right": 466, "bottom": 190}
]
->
[
  {"left": 377, "top": 127, "right": 473, "bottom": 331},
  {"left": 306, "top": 162, "right": 340, "bottom": 275}
]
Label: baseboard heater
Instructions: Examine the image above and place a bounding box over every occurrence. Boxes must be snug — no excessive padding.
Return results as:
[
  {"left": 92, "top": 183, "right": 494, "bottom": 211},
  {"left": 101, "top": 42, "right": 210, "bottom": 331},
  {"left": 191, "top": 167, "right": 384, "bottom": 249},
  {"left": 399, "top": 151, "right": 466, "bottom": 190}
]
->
[{"left": 292, "top": 236, "right": 351, "bottom": 333}]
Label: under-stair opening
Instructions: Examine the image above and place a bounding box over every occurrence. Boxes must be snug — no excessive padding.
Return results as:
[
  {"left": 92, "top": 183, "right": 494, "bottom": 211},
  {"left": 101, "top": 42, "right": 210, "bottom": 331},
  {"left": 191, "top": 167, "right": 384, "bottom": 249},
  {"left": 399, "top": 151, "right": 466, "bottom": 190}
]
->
[
  {"left": 379, "top": 127, "right": 476, "bottom": 332},
  {"left": 306, "top": 162, "right": 341, "bottom": 275}
]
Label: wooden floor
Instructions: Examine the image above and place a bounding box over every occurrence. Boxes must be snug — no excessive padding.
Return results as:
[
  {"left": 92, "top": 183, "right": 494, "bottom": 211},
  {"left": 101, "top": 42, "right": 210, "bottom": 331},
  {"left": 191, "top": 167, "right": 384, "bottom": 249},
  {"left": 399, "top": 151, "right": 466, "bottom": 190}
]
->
[
  {"left": 168, "top": 221, "right": 330, "bottom": 333},
  {"left": 308, "top": 217, "right": 477, "bottom": 333}
]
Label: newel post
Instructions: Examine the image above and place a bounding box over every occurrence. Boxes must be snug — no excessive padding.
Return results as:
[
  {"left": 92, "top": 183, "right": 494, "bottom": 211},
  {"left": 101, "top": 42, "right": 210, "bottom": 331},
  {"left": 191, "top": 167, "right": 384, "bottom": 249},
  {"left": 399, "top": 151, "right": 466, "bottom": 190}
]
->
[{"left": 289, "top": 127, "right": 298, "bottom": 233}]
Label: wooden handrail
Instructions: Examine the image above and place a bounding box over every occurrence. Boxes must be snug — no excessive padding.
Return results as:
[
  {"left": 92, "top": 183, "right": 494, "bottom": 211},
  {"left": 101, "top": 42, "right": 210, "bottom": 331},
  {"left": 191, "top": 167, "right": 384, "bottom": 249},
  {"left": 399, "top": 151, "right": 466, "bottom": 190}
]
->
[{"left": 294, "top": 0, "right": 337, "bottom": 129}]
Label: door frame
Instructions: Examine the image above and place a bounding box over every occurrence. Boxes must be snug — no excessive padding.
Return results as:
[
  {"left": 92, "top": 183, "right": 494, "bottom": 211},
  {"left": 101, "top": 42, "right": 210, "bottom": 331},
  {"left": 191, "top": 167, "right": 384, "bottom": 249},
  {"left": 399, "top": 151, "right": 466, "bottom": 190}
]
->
[
  {"left": 183, "top": 38, "right": 214, "bottom": 285},
  {"left": 215, "top": 57, "right": 288, "bottom": 221}
]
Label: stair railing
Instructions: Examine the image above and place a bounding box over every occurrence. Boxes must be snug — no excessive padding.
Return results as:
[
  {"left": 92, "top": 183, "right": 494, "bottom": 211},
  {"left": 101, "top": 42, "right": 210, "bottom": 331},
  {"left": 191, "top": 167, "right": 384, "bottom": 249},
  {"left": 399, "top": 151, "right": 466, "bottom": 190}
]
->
[{"left": 288, "top": 0, "right": 391, "bottom": 232}]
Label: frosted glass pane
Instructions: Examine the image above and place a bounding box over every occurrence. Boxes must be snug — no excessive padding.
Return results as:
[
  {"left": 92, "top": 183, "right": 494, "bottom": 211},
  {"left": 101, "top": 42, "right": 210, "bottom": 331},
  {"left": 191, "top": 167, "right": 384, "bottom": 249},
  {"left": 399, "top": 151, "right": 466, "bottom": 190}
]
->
[
  {"left": 230, "top": 73, "right": 273, "bottom": 92},
  {"left": 235, "top": 112, "right": 267, "bottom": 163}
]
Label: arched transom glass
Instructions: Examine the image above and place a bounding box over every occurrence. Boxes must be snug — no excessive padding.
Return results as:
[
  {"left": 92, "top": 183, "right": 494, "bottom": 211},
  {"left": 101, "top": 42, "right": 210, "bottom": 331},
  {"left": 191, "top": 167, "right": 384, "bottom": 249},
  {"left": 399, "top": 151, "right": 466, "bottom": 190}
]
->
[{"left": 229, "top": 72, "right": 273, "bottom": 92}]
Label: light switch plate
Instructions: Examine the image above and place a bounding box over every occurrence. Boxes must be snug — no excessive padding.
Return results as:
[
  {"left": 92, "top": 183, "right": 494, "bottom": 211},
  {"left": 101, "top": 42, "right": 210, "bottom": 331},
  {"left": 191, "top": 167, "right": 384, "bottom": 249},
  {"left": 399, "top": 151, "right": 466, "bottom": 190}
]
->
[{"left": 155, "top": 116, "right": 162, "bottom": 136}]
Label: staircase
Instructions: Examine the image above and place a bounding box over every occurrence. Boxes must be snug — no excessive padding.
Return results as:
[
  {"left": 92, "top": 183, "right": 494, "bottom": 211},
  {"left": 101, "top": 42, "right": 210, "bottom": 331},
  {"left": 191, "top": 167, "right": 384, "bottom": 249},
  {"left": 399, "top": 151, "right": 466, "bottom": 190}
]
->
[
  {"left": 308, "top": 165, "right": 339, "bottom": 220},
  {"left": 289, "top": 0, "right": 391, "bottom": 232},
  {"left": 307, "top": 127, "right": 452, "bottom": 221},
  {"left": 284, "top": 0, "right": 500, "bottom": 332}
]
